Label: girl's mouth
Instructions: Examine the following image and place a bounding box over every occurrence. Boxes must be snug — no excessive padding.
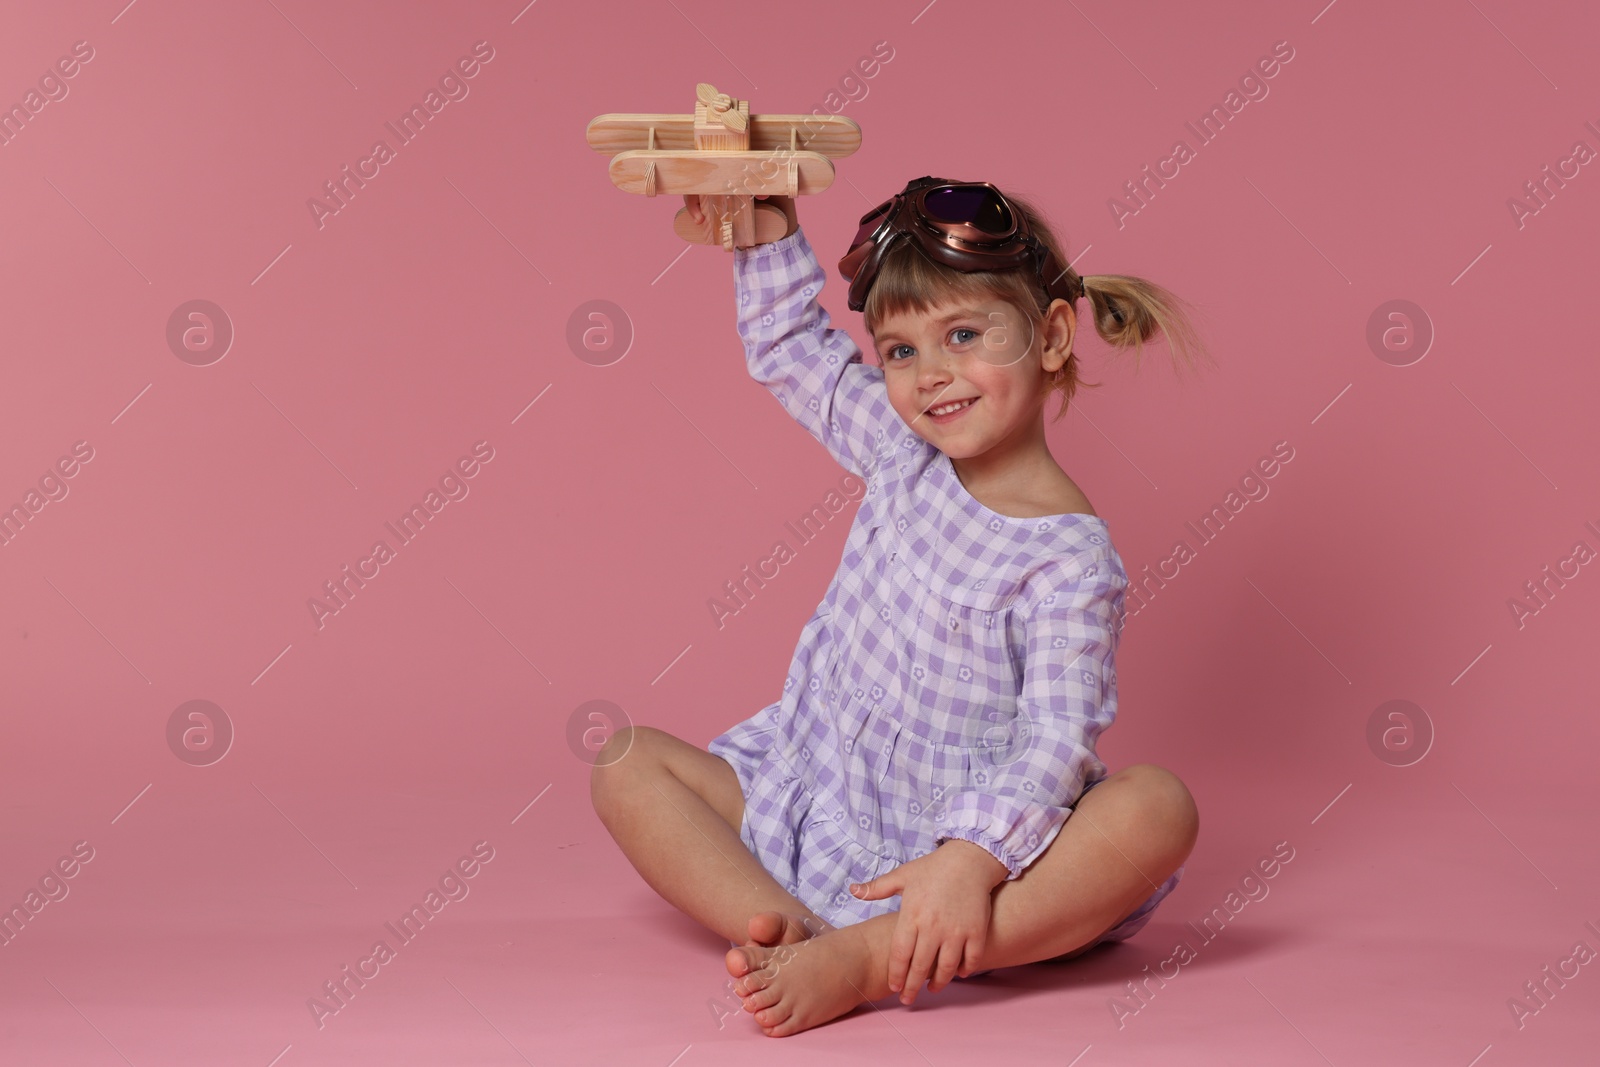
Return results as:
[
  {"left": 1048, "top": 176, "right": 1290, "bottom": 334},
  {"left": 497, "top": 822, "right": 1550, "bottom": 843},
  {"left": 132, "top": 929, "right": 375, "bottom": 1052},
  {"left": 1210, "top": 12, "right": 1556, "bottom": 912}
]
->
[{"left": 926, "top": 396, "right": 978, "bottom": 424}]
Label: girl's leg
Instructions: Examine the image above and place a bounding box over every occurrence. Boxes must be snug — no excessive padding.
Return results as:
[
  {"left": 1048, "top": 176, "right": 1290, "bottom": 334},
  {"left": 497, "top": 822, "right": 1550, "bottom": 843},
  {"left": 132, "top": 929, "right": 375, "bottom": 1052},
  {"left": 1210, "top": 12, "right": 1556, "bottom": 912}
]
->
[
  {"left": 589, "top": 725, "right": 826, "bottom": 945},
  {"left": 727, "top": 762, "right": 1198, "bottom": 1036},
  {"left": 971, "top": 761, "right": 1199, "bottom": 969}
]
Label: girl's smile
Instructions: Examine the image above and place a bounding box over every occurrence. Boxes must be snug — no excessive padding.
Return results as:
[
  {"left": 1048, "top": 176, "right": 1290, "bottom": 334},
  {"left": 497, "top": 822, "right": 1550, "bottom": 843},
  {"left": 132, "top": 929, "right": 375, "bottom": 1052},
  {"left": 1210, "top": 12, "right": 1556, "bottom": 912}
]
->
[{"left": 924, "top": 395, "right": 980, "bottom": 423}]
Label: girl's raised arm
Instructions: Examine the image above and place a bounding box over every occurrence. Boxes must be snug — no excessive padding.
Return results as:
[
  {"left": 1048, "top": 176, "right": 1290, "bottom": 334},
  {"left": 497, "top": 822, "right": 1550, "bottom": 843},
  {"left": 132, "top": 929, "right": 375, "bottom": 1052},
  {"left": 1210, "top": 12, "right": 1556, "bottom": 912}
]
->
[{"left": 711, "top": 196, "right": 899, "bottom": 479}]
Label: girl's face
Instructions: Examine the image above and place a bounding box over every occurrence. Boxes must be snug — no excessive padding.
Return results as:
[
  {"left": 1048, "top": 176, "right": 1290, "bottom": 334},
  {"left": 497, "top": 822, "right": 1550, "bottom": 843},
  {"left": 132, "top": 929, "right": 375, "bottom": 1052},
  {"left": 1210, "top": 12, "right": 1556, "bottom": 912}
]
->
[{"left": 871, "top": 295, "right": 1076, "bottom": 458}]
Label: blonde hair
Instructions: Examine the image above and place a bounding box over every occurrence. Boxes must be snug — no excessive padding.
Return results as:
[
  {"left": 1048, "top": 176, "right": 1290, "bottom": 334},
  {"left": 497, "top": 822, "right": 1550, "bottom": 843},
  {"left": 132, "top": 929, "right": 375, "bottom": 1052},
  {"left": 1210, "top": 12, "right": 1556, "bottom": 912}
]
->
[{"left": 860, "top": 184, "right": 1213, "bottom": 420}]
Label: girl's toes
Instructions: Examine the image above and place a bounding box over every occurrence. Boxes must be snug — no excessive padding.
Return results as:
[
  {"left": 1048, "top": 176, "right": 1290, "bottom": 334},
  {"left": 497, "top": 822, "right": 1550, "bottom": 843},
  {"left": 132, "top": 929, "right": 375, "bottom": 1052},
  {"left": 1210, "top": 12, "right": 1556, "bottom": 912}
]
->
[
  {"left": 725, "top": 945, "right": 762, "bottom": 980},
  {"left": 754, "top": 1000, "right": 792, "bottom": 1030},
  {"left": 733, "top": 972, "right": 769, "bottom": 998},
  {"left": 728, "top": 949, "right": 777, "bottom": 995},
  {"left": 746, "top": 911, "right": 787, "bottom": 946},
  {"left": 741, "top": 984, "right": 781, "bottom": 1013}
]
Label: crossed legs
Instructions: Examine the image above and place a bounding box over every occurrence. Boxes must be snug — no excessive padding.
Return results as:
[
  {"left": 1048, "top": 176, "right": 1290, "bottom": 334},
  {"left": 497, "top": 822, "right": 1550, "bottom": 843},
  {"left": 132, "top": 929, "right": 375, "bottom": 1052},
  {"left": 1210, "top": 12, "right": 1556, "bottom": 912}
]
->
[
  {"left": 589, "top": 725, "right": 825, "bottom": 945},
  {"left": 590, "top": 725, "right": 1199, "bottom": 1037}
]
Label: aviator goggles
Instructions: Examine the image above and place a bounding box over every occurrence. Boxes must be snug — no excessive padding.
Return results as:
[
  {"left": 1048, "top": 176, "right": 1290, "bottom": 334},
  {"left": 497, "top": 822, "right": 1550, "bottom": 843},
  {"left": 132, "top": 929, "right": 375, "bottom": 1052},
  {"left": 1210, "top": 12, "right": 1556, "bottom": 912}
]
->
[{"left": 836, "top": 175, "right": 1085, "bottom": 314}]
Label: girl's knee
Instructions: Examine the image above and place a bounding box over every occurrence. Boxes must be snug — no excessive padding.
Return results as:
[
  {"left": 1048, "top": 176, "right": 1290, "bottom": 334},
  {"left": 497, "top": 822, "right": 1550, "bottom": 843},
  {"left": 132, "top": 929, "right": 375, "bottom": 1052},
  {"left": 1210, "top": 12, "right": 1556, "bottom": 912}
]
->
[
  {"left": 595, "top": 724, "right": 674, "bottom": 768},
  {"left": 1121, "top": 763, "right": 1199, "bottom": 854},
  {"left": 589, "top": 726, "right": 655, "bottom": 808}
]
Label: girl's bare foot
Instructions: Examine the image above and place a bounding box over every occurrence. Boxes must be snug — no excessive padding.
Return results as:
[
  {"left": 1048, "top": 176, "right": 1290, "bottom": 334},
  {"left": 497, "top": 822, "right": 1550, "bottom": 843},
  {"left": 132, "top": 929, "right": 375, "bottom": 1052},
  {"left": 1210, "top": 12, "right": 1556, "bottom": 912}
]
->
[
  {"left": 743, "top": 910, "right": 830, "bottom": 948},
  {"left": 724, "top": 919, "right": 891, "bottom": 1037}
]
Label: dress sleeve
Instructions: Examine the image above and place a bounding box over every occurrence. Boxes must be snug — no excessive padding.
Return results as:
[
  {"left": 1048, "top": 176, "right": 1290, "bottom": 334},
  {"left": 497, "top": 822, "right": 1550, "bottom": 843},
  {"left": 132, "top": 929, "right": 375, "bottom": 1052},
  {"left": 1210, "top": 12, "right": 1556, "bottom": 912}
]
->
[
  {"left": 934, "top": 553, "right": 1127, "bottom": 879},
  {"left": 732, "top": 225, "right": 898, "bottom": 479}
]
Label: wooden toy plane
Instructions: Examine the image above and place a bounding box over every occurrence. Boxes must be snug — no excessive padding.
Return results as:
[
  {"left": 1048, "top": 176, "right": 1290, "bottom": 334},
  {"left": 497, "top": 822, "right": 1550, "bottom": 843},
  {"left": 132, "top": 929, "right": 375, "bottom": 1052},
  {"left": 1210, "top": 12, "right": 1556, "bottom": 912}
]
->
[{"left": 586, "top": 82, "right": 861, "bottom": 250}]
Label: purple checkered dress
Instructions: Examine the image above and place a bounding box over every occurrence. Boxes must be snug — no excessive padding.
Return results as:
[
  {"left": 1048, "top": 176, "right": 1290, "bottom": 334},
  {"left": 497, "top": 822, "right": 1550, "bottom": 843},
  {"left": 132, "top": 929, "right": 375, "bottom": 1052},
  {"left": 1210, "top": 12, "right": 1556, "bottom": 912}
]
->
[{"left": 708, "top": 227, "right": 1181, "bottom": 942}]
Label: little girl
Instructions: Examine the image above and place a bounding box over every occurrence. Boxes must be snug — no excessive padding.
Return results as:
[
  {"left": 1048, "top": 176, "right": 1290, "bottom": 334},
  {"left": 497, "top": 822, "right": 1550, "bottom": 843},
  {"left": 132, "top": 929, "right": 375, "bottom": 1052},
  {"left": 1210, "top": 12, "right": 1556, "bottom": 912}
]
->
[{"left": 592, "top": 176, "right": 1206, "bottom": 1038}]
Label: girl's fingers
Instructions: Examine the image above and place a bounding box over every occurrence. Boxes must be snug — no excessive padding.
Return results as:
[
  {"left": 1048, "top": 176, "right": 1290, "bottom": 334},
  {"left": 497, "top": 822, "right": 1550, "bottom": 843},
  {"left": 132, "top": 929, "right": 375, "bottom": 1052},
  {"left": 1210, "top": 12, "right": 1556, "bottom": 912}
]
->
[
  {"left": 929, "top": 939, "right": 963, "bottom": 993},
  {"left": 886, "top": 918, "right": 917, "bottom": 993},
  {"left": 961, "top": 934, "right": 986, "bottom": 977},
  {"left": 902, "top": 935, "right": 939, "bottom": 1005}
]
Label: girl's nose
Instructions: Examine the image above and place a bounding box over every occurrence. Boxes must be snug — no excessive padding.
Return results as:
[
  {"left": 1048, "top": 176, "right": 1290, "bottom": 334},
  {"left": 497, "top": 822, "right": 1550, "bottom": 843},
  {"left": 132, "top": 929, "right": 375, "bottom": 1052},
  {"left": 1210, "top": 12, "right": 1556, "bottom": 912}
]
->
[{"left": 917, "top": 352, "right": 957, "bottom": 383}]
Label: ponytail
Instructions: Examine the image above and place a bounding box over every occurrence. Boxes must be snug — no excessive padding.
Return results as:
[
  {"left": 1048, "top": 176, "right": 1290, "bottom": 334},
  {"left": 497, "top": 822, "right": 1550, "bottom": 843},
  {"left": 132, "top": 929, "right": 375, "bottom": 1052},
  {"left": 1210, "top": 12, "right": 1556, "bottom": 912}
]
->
[{"left": 1078, "top": 271, "right": 1210, "bottom": 371}]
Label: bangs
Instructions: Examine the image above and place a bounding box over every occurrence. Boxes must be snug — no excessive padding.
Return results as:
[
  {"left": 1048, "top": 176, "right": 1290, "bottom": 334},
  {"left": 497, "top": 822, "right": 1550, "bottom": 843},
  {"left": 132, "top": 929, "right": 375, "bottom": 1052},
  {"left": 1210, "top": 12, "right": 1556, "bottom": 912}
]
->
[{"left": 861, "top": 239, "right": 1043, "bottom": 342}]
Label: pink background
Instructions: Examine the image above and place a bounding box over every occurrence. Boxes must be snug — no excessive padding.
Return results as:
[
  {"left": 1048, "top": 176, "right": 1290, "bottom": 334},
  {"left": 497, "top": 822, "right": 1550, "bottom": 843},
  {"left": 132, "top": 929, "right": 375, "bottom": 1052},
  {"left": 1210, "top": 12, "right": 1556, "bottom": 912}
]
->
[{"left": 3, "top": 0, "right": 1598, "bottom": 1063}]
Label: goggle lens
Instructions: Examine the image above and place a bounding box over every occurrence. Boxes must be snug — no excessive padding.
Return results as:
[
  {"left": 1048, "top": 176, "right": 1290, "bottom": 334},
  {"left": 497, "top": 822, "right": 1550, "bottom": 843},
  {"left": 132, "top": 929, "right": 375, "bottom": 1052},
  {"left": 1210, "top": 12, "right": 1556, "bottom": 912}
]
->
[{"left": 923, "top": 186, "right": 1013, "bottom": 235}]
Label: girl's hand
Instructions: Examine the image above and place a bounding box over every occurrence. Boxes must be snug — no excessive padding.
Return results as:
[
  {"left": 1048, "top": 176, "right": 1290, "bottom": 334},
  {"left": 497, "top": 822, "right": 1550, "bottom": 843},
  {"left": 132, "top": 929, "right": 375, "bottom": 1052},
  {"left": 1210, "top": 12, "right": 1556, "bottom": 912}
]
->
[
  {"left": 849, "top": 840, "right": 1008, "bottom": 1004},
  {"left": 681, "top": 194, "right": 798, "bottom": 240}
]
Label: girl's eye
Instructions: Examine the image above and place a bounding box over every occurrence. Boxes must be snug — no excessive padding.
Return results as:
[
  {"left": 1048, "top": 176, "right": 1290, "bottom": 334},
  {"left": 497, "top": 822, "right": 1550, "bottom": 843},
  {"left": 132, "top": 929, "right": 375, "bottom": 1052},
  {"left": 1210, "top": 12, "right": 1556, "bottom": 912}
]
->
[{"left": 884, "top": 328, "right": 979, "bottom": 363}]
